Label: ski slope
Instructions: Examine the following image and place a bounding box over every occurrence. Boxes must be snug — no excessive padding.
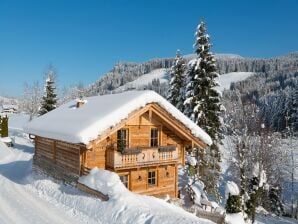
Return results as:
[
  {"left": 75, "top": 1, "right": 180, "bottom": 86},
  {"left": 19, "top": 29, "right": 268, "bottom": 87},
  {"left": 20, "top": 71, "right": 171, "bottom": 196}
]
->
[
  {"left": 216, "top": 72, "right": 255, "bottom": 92},
  {"left": 116, "top": 68, "right": 169, "bottom": 92}
]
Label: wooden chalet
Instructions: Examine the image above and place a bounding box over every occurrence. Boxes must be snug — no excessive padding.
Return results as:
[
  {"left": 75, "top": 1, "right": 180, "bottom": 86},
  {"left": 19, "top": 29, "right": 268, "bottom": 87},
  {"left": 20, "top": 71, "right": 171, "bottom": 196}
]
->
[{"left": 25, "top": 91, "right": 211, "bottom": 198}]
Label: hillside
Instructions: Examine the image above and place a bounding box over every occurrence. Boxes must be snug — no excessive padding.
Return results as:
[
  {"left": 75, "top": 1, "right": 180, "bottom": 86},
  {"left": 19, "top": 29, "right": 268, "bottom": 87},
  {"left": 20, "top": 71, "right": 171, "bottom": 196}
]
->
[
  {"left": 86, "top": 52, "right": 298, "bottom": 96},
  {"left": 115, "top": 68, "right": 170, "bottom": 92}
]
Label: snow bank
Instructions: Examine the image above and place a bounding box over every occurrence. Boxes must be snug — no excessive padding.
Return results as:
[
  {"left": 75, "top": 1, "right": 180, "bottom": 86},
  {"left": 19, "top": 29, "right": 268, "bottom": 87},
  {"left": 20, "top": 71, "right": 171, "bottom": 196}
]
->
[
  {"left": 225, "top": 181, "right": 240, "bottom": 198},
  {"left": 78, "top": 167, "right": 127, "bottom": 197},
  {"left": 75, "top": 168, "right": 213, "bottom": 223},
  {"left": 0, "top": 137, "right": 12, "bottom": 144},
  {"left": 24, "top": 90, "right": 212, "bottom": 145},
  {"left": 0, "top": 141, "right": 12, "bottom": 160}
]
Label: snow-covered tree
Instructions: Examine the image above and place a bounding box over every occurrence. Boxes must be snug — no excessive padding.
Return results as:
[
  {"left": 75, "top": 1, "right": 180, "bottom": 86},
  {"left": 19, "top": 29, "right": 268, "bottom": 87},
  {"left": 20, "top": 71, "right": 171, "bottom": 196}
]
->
[
  {"left": 265, "top": 186, "right": 284, "bottom": 216},
  {"left": 222, "top": 88, "right": 290, "bottom": 220},
  {"left": 246, "top": 163, "right": 267, "bottom": 223},
  {"left": 22, "top": 81, "right": 41, "bottom": 120},
  {"left": 167, "top": 50, "right": 186, "bottom": 112},
  {"left": 288, "top": 85, "right": 298, "bottom": 133},
  {"left": 184, "top": 20, "right": 222, "bottom": 201},
  {"left": 60, "top": 82, "right": 86, "bottom": 105},
  {"left": 39, "top": 67, "right": 58, "bottom": 116},
  {"left": 225, "top": 181, "right": 241, "bottom": 213}
]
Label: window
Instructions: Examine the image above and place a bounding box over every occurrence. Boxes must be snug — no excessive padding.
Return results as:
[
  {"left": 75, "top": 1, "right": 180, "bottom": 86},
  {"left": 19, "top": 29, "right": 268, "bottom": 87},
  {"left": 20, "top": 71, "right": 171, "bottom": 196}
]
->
[
  {"left": 117, "top": 129, "right": 128, "bottom": 152},
  {"left": 150, "top": 128, "right": 159, "bottom": 147},
  {"left": 120, "top": 175, "right": 129, "bottom": 188},
  {"left": 148, "top": 170, "right": 156, "bottom": 187}
]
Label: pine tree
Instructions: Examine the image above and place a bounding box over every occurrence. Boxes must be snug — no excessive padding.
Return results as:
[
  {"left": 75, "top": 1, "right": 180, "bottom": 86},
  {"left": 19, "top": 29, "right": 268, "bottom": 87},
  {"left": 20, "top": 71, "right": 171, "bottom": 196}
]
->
[
  {"left": 184, "top": 20, "right": 222, "bottom": 201},
  {"left": 225, "top": 181, "right": 242, "bottom": 214},
  {"left": 39, "top": 68, "right": 58, "bottom": 116},
  {"left": 167, "top": 50, "right": 186, "bottom": 112},
  {"left": 0, "top": 115, "right": 9, "bottom": 138},
  {"left": 226, "top": 194, "right": 242, "bottom": 213}
]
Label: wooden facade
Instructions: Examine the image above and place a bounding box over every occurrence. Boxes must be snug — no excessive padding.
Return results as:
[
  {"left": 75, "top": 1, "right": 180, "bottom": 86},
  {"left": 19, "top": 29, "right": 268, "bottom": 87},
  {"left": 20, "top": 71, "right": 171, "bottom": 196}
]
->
[{"left": 32, "top": 103, "right": 206, "bottom": 198}]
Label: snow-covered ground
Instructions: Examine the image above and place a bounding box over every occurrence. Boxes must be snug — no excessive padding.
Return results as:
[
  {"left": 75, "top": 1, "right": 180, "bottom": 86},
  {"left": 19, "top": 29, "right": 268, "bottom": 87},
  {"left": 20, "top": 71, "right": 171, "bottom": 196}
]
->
[
  {"left": 0, "top": 114, "right": 213, "bottom": 224},
  {"left": 256, "top": 214, "right": 298, "bottom": 224},
  {"left": 115, "top": 68, "right": 169, "bottom": 91}
]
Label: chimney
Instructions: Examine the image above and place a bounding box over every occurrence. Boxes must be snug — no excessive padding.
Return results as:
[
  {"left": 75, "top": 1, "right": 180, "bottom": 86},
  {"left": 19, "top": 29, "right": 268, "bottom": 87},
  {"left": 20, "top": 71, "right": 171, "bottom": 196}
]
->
[{"left": 76, "top": 99, "right": 86, "bottom": 108}]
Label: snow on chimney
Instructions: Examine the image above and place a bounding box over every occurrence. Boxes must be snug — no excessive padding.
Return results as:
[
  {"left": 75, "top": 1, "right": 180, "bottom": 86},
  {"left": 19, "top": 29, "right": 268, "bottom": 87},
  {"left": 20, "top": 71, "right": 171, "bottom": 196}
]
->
[{"left": 76, "top": 98, "right": 87, "bottom": 108}]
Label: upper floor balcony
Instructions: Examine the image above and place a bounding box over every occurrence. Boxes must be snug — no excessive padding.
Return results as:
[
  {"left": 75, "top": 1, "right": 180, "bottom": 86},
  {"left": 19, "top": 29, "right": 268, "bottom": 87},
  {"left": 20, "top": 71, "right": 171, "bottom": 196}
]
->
[{"left": 106, "top": 145, "right": 178, "bottom": 168}]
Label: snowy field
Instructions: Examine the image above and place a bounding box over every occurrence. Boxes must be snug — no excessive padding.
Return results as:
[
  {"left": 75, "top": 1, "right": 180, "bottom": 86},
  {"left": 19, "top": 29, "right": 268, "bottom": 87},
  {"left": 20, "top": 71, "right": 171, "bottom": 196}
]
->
[{"left": 0, "top": 114, "right": 212, "bottom": 224}]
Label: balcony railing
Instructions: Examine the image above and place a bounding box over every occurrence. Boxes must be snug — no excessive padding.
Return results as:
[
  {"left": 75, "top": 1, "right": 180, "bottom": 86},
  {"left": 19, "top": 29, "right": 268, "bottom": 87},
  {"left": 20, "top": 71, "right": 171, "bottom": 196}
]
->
[{"left": 106, "top": 145, "right": 178, "bottom": 168}]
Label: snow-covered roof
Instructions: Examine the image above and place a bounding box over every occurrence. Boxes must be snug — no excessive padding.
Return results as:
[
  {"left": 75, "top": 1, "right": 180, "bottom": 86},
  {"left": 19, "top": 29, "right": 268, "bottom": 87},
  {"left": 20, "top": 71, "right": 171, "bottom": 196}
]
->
[{"left": 24, "top": 90, "right": 212, "bottom": 145}]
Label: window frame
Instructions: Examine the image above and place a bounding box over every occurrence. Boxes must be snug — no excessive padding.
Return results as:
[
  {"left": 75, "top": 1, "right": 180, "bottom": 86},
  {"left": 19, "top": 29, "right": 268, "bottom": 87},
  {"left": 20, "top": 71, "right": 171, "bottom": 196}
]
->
[
  {"left": 150, "top": 128, "right": 159, "bottom": 147},
  {"left": 117, "top": 128, "right": 129, "bottom": 152},
  {"left": 148, "top": 170, "right": 157, "bottom": 187},
  {"left": 119, "top": 174, "right": 129, "bottom": 188}
]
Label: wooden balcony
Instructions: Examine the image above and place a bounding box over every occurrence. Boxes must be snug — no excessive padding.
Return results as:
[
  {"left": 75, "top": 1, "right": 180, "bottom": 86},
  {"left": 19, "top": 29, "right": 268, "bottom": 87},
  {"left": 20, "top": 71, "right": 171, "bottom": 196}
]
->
[{"left": 106, "top": 145, "right": 178, "bottom": 168}]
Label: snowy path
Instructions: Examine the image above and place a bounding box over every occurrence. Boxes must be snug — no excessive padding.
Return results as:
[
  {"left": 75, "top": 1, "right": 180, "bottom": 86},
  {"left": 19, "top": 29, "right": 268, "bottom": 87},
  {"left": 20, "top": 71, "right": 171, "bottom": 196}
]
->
[{"left": 0, "top": 140, "right": 81, "bottom": 224}]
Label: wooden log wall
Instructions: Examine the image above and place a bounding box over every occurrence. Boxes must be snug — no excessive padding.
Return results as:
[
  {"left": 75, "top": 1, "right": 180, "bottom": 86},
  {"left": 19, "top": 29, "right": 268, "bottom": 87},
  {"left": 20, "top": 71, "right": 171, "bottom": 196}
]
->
[
  {"left": 34, "top": 136, "right": 81, "bottom": 180},
  {"left": 82, "top": 141, "right": 106, "bottom": 171},
  {"left": 114, "top": 164, "right": 177, "bottom": 198}
]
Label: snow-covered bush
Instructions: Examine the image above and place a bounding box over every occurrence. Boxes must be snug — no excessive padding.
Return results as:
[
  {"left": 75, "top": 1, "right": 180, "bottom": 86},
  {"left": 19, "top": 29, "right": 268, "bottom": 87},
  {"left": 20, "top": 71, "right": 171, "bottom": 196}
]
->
[{"left": 225, "top": 181, "right": 241, "bottom": 213}]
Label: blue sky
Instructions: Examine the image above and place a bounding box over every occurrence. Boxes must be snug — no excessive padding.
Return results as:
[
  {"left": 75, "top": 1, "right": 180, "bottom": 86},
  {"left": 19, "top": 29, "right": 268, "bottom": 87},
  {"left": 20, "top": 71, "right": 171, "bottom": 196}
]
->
[{"left": 0, "top": 0, "right": 297, "bottom": 96}]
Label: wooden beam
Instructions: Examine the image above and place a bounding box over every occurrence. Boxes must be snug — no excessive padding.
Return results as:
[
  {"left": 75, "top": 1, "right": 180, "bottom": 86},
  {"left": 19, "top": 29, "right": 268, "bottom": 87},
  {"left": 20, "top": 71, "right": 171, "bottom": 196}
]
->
[
  {"left": 149, "top": 109, "right": 152, "bottom": 122},
  {"left": 150, "top": 104, "right": 206, "bottom": 149}
]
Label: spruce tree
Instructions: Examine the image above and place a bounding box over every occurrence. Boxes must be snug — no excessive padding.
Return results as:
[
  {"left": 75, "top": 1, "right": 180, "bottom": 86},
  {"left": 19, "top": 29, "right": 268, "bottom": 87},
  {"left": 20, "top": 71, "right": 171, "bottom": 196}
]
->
[
  {"left": 167, "top": 50, "right": 186, "bottom": 112},
  {"left": 184, "top": 20, "right": 222, "bottom": 201},
  {"left": 39, "top": 68, "right": 58, "bottom": 116},
  {"left": 226, "top": 194, "right": 242, "bottom": 213}
]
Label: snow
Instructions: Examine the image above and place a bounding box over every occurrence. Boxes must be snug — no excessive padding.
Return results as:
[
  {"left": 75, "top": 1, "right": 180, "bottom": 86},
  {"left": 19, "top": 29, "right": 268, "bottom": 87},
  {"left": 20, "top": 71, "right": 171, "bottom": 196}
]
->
[
  {"left": 252, "top": 162, "right": 267, "bottom": 187},
  {"left": 24, "top": 90, "right": 212, "bottom": 145},
  {"left": 256, "top": 213, "right": 298, "bottom": 224},
  {"left": 215, "top": 72, "right": 255, "bottom": 92},
  {"left": 115, "top": 68, "right": 169, "bottom": 91},
  {"left": 225, "top": 213, "right": 245, "bottom": 224},
  {"left": 225, "top": 181, "right": 240, "bottom": 199},
  {"left": 190, "top": 181, "right": 209, "bottom": 206},
  {"left": 78, "top": 167, "right": 127, "bottom": 197},
  {"left": 186, "top": 154, "right": 197, "bottom": 166},
  {"left": 0, "top": 137, "right": 12, "bottom": 143},
  {"left": 214, "top": 54, "right": 244, "bottom": 59},
  {"left": 75, "top": 98, "right": 88, "bottom": 103},
  {"left": 0, "top": 114, "right": 215, "bottom": 224}
]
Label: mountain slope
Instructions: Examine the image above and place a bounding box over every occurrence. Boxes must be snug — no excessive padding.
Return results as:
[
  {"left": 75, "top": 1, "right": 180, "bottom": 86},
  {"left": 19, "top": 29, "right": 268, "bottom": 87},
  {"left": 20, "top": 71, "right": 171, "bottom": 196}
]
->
[
  {"left": 115, "top": 68, "right": 170, "bottom": 92},
  {"left": 86, "top": 52, "right": 298, "bottom": 96}
]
